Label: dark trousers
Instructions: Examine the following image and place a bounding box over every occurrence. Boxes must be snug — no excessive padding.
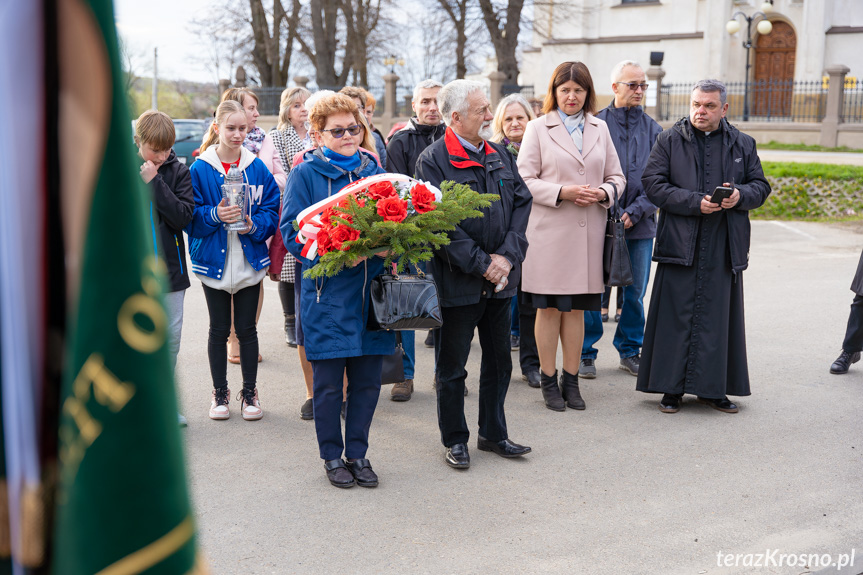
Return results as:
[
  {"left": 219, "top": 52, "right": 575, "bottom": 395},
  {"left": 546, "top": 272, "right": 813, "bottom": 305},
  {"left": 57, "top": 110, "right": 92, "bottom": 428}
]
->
[
  {"left": 517, "top": 282, "right": 539, "bottom": 375},
  {"left": 310, "top": 354, "right": 383, "bottom": 460},
  {"left": 278, "top": 281, "right": 295, "bottom": 316},
  {"left": 202, "top": 282, "right": 260, "bottom": 389},
  {"left": 601, "top": 285, "right": 624, "bottom": 310},
  {"left": 843, "top": 294, "right": 863, "bottom": 352},
  {"left": 434, "top": 298, "right": 511, "bottom": 447}
]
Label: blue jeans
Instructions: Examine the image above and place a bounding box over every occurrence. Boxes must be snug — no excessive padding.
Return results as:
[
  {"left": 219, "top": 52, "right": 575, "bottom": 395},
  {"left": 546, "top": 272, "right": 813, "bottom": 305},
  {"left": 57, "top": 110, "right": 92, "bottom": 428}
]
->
[
  {"left": 582, "top": 238, "right": 653, "bottom": 360},
  {"left": 510, "top": 296, "right": 519, "bottom": 336},
  {"left": 401, "top": 330, "right": 415, "bottom": 379}
]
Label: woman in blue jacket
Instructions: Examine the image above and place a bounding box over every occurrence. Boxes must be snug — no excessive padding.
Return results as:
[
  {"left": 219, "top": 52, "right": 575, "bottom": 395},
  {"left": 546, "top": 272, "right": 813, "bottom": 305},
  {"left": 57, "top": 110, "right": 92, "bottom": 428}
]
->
[
  {"left": 187, "top": 100, "right": 280, "bottom": 422},
  {"left": 281, "top": 93, "right": 394, "bottom": 489}
]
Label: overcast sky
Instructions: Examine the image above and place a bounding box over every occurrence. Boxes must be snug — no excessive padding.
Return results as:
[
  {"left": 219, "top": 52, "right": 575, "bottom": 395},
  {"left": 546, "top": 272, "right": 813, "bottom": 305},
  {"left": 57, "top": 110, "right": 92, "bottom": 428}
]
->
[{"left": 115, "top": 0, "right": 214, "bottom": 83}]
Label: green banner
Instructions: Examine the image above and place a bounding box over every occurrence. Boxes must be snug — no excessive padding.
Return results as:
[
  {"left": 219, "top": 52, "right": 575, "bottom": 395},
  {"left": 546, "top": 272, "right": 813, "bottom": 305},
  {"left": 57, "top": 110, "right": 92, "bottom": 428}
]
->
[{"left": 53, "top": 1, "right": 200, "bottom": 573}]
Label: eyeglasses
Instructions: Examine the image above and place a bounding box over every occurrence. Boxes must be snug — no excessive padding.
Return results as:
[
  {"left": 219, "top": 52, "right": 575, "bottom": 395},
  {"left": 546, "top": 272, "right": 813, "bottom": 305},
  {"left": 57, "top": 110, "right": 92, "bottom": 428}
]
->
[
  {"left": 319, "top": 125, "right": 362, "bottom": 138},
  {"left": 617, "top": 82, "right": 650, "bottom": 91}
]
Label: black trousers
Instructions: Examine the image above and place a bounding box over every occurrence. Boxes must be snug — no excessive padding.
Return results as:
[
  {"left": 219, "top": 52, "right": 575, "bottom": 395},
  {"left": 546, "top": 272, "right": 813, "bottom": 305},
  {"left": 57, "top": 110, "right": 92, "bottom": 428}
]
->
[
  {"left": 278, "top": 281, "right": 295, "bottom": 317},
  {"left": 842, "top": 294, "right": 863, "bottom": 353},
  {"left": 434, "top": 298, "right": 511, "bottom": 447},
  {"left": 202, "top": 282, "right": 260, "bottom": 389},
  {"left": 517, "top": 281, "right": 539, "bottom": 375}
]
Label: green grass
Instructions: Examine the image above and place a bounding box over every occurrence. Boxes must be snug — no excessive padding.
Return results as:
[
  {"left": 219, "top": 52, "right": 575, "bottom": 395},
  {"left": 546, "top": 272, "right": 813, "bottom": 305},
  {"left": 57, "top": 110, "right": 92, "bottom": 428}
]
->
[
  {"left": 753, "top": 162, "right": 863, "bottom": 221},
  {"left": 758, "top": 141, "right": 863, "bottom": 153},
  {"left": 761, "top": 162, "right": 863, "bottom": 180}
]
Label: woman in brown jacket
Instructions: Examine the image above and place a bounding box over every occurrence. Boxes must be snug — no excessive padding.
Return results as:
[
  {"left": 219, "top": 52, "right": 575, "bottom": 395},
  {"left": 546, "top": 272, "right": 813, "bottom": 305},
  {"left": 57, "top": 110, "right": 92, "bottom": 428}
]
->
[{"left": 517, "top": 61, "right": 625, "bottom": 411}]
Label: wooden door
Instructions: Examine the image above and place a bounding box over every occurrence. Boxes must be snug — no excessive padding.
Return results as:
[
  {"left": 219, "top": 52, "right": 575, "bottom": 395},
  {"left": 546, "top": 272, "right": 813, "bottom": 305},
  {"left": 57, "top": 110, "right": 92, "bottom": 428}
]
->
[{"left": 752, "top": 20, "right": 796, "bottom": 117}]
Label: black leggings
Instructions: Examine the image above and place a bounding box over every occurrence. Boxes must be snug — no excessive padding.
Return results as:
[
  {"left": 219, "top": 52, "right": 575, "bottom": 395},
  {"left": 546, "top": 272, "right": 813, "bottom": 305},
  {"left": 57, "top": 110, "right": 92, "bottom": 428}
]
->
[
  {"left": 278, "top": 281, "right": 295, "bottom": 316},
  {"left": 203, "top": 282, "right": 261, "bottom": 389}
]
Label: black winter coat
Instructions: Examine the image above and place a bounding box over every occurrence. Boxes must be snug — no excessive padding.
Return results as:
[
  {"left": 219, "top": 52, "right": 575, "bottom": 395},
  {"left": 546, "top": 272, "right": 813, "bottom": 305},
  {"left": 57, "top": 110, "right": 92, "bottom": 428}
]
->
[
  {"left": 642, "top": 117, "right": 771, "bottom": 273},
  {"left": 386, "top": 118, "right": 446, "bottom": 177},
  {"left": 595, "top": 102, "right": 662, "bottom": 240},
  {"left": 148, "top": 150, "right": 195, "bottom": 291},
  {"left": 416, "top": 128, "right": 532, "bottom": 307}
]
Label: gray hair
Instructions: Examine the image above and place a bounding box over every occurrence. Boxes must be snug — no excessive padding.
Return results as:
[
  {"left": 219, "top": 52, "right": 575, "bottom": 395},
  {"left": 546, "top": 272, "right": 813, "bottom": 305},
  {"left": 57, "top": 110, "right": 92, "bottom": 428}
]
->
[
  {"left": 305, "top": 89, "right": 336, "bottom": 113},
  {"left": 610, "top": 60, "right": 643, "bottom": 84},
  {"left": 438, "top": 80, "right": 486, "bottom": 126},
  {"left": 692, "top": 79, "right": 727, "bottom": 105},
  {"left": 412, "top": 79, "right": 444, "bottom": 103},
  {"left": 491, "top": 94, "right": 536, "bottom": 143}
]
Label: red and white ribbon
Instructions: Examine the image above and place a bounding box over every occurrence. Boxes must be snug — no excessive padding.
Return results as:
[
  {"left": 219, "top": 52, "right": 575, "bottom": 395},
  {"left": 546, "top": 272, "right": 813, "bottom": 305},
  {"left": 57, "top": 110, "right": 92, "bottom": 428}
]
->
[{"left": 295, "top": 173, "right": 441, "bottom": 258}]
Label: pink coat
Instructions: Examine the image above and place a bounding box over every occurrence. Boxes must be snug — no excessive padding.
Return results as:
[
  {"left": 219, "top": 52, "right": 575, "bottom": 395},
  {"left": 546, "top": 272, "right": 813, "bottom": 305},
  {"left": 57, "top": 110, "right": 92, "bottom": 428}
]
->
[{"left": 516, "top": 112, "right": 626, "bottom": 295}]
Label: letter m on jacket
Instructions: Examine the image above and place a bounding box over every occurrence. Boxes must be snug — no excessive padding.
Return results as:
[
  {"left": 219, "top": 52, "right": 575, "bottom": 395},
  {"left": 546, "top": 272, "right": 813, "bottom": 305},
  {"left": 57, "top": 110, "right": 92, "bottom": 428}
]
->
[{"left": 251, "top": 184, "right": 264, "bottom": 204}]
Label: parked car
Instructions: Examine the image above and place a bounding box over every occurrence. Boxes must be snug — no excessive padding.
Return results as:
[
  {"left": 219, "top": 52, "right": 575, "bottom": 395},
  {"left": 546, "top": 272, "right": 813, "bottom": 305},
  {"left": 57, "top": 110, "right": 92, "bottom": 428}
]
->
[{"left": 171, "top": 119, "right": 209, "bottom": 165}]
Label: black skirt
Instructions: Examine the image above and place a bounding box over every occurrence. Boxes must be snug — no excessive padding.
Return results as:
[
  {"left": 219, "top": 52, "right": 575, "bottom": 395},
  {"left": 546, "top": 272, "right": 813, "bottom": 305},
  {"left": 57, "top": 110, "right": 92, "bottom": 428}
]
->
[{"left": 523, "top": 292, "right": 601, "bottom": 312}]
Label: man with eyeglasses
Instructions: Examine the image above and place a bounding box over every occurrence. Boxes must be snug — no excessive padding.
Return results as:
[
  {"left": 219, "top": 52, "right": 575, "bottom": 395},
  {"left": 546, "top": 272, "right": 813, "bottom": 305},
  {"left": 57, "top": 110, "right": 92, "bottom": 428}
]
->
[
  {"left": 416, "top": 80, "right": 533, "bottom": 469},
  {"left": 580, "top": 60, "right": 662, "bottom": 382},
  {"left": 637, "top": 79, "right": 771, "bottom": 414}
]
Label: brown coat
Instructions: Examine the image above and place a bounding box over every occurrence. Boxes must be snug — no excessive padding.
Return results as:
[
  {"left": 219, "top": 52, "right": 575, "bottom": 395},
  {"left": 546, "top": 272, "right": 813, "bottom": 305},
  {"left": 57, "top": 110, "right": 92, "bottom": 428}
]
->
[{"left": 517, "top": 112, "right": 626, "bottom": 295}]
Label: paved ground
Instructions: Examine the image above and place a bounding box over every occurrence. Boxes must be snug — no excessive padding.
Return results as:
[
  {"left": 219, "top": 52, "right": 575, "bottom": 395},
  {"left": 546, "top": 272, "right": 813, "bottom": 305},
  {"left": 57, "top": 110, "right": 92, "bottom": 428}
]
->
[
  {"left": 176, "top": 220, "right": 863, "bottom": 575},
  {"left": 757, "top": 149, "right": 863, "bottom": 166}
]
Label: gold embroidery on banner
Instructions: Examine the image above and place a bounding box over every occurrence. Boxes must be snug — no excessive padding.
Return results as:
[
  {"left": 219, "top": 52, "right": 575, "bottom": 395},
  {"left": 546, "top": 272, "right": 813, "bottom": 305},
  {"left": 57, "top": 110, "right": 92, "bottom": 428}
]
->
[
  {"left": 18, "top": 483, "right": 45, "bottom": 567},
  {"left": 95, "top": 516, "right": 195, "bottom": 575},
  {"left": 117, "top": 293, "right": 167, "bottom": 354}
]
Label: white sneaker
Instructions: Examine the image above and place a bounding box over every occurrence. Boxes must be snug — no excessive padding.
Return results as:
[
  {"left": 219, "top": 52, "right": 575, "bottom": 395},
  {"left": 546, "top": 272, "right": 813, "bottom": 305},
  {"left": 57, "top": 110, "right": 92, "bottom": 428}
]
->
[
  {"left": 209, "top": 387, "right": 230, "bottom": 420},
  {"left": 238, "top": 387, "right": 263, "bottom": 421}
]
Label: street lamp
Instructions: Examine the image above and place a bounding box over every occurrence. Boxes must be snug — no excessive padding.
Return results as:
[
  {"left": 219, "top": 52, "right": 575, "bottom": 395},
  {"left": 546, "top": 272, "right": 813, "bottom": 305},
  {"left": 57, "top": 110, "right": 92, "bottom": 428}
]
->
[
  {"left": 383, "top": 54, "right": 405, "bottom": 74},
  {"left": 727, "top": 1, "right": 774, "bottom": 121}
]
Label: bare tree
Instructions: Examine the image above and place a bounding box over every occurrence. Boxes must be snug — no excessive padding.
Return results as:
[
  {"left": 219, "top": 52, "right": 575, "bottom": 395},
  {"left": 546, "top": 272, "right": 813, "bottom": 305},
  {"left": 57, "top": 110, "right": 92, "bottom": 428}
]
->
[
  {"left": 477, "top": 0, "right": 523, "bottom": 85},
  {"left": 435, "top": 0, "right": 472, "bottom": 79},
  {"left": 188, "top": 3, "right": 251, "bottom": 84},
  {"left": 118, "top": 36, "right": 148, "bottom": 95},
  {"left": 249, "top": 0, "right": 303, "bottom": 86},
  {"left": 340, "top": 0, "right": 387, "bottom": 86}
]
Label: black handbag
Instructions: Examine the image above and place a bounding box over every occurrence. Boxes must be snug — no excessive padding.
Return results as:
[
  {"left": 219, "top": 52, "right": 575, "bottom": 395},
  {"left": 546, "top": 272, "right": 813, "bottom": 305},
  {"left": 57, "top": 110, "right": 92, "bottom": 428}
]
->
[
  {"left": 381, "top": 332, "right": 405, "bottom": 384},
  {"left": 603, "top": 183, "right": 634, "bottom": 288},
  {"left": 367, "top": 269, "right": 444, "bottom": 331}
]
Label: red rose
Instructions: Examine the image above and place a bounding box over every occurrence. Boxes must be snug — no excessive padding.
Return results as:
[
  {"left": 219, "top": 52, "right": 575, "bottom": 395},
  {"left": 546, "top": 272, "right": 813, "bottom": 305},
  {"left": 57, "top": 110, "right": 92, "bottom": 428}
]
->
[
  {"left": 329, "top": 223, "right": 361, "bottom": 251},
  {"left": 321, "top": 207, "right": 337, "bottom": 225},
  {"left": 316, "top": 225, "right": 333, "bottom": 256},
  {"left": 411, "top": 183, "right": 436, "bottom": 214},
  {"left": 366, "top": 180, "right": 398, "bottom": 201},
  {"left": 376, "top": 196, "right": 408, "bottom": 223}
]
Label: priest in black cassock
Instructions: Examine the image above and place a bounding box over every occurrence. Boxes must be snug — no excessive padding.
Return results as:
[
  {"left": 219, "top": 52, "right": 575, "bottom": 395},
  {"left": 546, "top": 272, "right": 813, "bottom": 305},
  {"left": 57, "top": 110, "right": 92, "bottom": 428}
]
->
[{"left": 636, "top": 79, "right": 771, "bottom": 414}]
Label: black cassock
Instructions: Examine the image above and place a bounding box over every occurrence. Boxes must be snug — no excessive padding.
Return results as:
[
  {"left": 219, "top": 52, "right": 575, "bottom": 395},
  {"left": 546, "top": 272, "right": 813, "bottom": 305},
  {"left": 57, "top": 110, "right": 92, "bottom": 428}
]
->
[{"left": 637, "top": 127, "right": 751, "bottom": 398}]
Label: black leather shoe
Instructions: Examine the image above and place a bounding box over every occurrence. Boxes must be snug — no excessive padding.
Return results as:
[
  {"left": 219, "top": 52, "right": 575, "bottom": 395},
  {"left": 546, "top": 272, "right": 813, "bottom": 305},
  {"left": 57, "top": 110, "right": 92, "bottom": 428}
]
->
[
  {"left": 324, "top": 459, "right": 355, "bottom": 488},
  {"left": 614, "top": 312, "right": 621, "bottom": 322},
  {"left": 560, "top": 369, "right": 585, "bottom": 410},
  {"left": 424, "top": 329, "right": 435, "bottom": 348},
  {"left": 697, "top": 396, "right": 739, "bottom": 413},
  {"left": 659, "top": 393, "right": 682, "bottom": 413},
  {"left": 510, "top": 335, "right": 520, "bottom": 350},
  {"left": 830, "top": 350, "right": 861, "bottom": 374},
  {"left": 300, "top": 398, "right": 313, "bottom": 420},
  {"left": 522, "top": 370, "right": 541, "bottom": 388},
  {"left": 445, "top": 443, "right": 470, "bottom": 469},
  {"left": 346, "top": 458, "right": 378, "bottom": 487},
  {"left": 285, "top": 315, "right": 298, "bottom": 348},
  {"left": 601, "top": 312, "right": 609, "bottom": 322},
  {"left": 477, "top": 436, "right": 532, "bottom": 458},
  {"left": 540, "top": 370, "right": 565, "bottom": 411}
]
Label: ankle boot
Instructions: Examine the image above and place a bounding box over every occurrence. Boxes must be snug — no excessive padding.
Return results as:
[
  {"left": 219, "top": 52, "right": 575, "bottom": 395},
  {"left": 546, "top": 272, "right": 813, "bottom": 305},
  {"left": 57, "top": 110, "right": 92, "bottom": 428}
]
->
[
  {"left": 540, "top": 370, "right": 565, "bottom": 412},
  {"left": 560, "top": 370, "right": 585, "bottom": 410},
  {"left": 284, "top": 315, "right": 297, "bottom": 348}
]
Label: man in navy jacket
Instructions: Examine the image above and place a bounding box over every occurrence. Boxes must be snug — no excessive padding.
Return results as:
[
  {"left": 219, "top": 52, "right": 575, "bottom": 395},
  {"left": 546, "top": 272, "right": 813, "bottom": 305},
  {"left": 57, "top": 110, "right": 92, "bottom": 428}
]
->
[
  {"left": 581, "top": 60, "right": 662, "bottom": 380},
  {"left": 416, "top": 80, "right": 533, "bottom": 470}
]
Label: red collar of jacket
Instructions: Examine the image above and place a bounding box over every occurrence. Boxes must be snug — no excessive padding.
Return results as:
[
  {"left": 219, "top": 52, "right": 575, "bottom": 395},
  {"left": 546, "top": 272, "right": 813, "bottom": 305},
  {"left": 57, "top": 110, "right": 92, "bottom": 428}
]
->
[{"left": 444, "top": 127, "right": 497, "bottom": 169}]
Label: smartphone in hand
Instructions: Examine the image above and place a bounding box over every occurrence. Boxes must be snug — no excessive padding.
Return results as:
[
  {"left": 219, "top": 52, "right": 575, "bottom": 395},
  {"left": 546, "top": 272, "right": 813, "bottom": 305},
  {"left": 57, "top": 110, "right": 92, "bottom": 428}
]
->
[{"left": 710, "top": 186, "right": 733, "bottom": 205}]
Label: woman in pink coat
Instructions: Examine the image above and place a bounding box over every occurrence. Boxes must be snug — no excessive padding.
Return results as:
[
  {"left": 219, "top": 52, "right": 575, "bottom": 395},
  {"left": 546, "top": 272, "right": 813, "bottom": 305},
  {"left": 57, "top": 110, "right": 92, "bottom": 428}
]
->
[{"left": 517, "top": 61, "right": 625, "bottom": 412}]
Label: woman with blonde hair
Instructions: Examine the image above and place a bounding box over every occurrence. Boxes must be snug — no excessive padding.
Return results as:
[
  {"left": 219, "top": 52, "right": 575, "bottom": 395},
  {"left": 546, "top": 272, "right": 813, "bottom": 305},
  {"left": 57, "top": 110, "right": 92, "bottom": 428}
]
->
[
  {"left": 188, "top": 99, "right": 279, "bottom": 420},
  {"left": 490, "top": 93, "right": 540, "bottom": 387},
  {"left": 517, "top": 61, "right": 625, "bottom": 411}
]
